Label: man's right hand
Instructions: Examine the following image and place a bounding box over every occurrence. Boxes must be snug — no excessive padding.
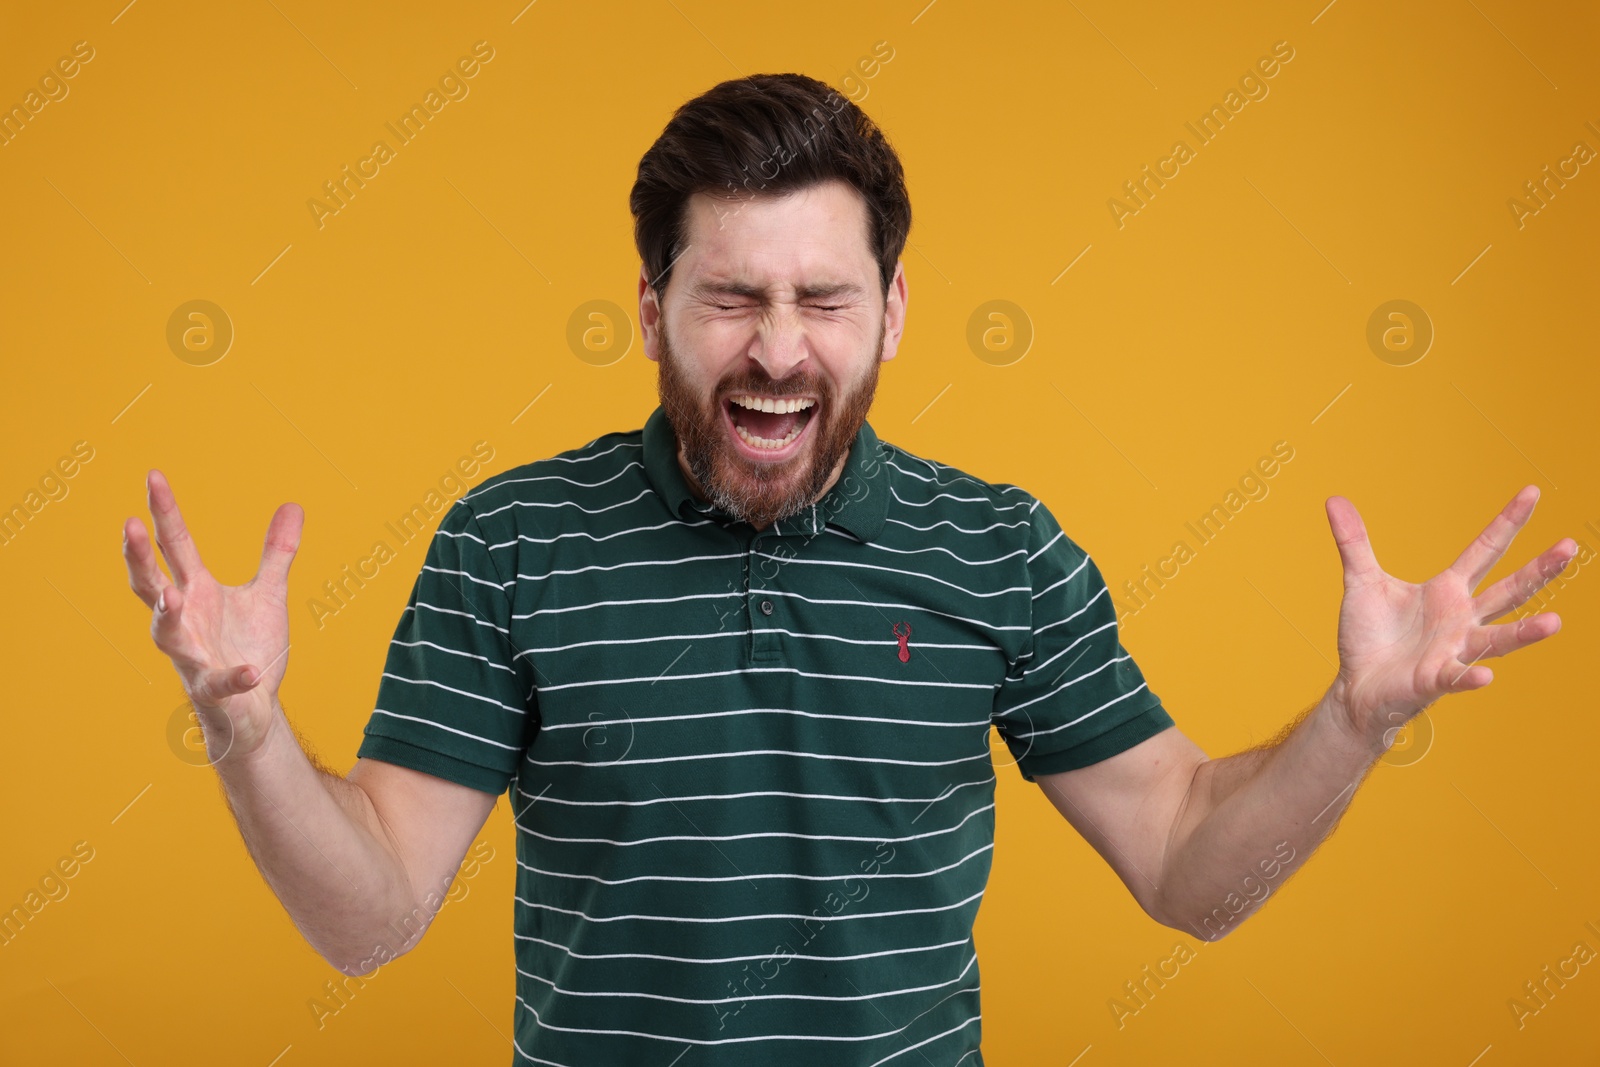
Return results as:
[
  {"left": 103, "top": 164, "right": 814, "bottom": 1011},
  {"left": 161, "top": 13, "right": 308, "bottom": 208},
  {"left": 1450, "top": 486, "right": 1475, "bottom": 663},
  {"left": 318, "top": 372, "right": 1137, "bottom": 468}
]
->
[{"left": 124, "top": 469, "right": 303, "bottom": 763}]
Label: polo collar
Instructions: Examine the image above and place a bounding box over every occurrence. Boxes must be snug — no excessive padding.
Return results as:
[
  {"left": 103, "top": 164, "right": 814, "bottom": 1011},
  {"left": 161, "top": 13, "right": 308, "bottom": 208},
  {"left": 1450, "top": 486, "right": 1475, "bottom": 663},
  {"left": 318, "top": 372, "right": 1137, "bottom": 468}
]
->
[{"left": 641, "top": 403, "right": 888, "bottom": 542}]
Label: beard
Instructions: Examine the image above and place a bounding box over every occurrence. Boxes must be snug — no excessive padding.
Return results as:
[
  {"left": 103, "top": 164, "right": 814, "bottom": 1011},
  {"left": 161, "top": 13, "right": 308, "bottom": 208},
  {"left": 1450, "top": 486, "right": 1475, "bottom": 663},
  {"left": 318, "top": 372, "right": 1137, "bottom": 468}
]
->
[{"left": 656, "top": 321, "right": 883, "bottom": 530}]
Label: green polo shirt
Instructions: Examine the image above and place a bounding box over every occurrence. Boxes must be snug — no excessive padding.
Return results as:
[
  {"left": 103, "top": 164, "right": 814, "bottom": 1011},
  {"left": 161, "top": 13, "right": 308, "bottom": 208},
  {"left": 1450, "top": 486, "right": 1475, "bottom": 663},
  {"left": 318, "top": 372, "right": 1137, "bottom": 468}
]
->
[{"left": 356, "top": 403, "right": 1175, "bottom": 1065}]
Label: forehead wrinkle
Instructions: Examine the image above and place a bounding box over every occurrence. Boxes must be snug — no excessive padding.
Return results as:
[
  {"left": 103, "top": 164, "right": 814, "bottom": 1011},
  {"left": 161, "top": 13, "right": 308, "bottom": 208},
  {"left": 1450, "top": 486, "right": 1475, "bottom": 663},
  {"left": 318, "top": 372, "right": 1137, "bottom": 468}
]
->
[{"left": 688, "top": 277, "right": 866, "bottom": 302}]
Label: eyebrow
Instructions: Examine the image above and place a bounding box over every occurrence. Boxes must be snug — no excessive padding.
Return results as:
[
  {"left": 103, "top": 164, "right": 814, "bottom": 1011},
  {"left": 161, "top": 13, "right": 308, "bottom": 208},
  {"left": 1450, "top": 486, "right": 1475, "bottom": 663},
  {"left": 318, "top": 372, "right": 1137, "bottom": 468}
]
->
[{"left": 689, "top": 280, "right": 867, "bottom": 302}]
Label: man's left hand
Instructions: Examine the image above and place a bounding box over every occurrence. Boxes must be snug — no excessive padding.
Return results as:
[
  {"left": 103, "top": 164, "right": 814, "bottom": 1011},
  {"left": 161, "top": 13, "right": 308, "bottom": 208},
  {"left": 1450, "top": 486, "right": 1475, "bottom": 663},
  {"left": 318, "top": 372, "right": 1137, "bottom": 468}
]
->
[{"left": 1324, "top": 485, "right": 1577, "bottom": 751}]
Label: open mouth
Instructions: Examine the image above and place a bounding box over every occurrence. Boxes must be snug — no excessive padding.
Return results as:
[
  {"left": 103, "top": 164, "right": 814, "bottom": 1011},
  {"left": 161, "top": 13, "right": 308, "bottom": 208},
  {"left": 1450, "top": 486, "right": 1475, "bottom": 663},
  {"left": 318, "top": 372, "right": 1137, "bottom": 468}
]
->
[{"left": 722, "top": 393, "right": 818, "bottom": 456}]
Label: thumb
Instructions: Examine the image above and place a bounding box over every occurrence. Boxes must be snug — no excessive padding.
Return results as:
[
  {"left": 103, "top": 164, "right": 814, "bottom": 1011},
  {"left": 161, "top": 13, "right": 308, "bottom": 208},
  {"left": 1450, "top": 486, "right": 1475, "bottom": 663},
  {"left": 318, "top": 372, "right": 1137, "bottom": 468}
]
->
[
  {"left": 1326, "top": 495, "right": 1381, "bottom": 587},
  {"left": 189, "top": 663, "right": 260, "bottom": 711}
]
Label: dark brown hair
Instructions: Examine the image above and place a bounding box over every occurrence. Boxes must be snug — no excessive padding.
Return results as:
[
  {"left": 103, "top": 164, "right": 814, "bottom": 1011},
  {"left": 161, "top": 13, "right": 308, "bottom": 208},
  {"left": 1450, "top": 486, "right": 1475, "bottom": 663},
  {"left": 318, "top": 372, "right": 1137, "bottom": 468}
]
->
[{"left": 630, "top": 72, "right": 911, "bottom": 298}]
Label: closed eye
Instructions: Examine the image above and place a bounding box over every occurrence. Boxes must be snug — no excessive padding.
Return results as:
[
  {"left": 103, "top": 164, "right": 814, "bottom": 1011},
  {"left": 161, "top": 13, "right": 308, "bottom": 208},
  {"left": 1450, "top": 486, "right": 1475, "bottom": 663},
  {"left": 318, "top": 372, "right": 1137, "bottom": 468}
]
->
[{"left": 710, "top": 303, "right": 846, "bottom": 312}]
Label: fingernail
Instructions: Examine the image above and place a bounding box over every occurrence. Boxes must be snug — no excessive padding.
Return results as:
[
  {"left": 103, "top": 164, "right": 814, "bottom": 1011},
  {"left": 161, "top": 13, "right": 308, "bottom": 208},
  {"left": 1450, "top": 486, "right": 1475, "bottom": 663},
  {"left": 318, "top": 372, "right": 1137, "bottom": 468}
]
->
[{"left": 158, "top": 589, "right": 166, "bottom": 612}]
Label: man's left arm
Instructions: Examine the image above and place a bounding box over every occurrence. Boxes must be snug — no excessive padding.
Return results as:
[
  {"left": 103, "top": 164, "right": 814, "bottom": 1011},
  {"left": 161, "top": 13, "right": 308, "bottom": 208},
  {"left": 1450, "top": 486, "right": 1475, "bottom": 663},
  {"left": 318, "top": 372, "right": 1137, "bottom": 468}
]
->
[{"left": 1039, "top": 486, "right": 1579, "bottom": 940}]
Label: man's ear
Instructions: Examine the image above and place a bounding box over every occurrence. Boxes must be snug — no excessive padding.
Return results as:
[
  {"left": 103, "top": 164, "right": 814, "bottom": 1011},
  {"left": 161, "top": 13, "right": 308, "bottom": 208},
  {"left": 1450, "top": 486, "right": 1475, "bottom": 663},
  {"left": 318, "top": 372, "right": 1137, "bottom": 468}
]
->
[
  {"left": 639, "top": 263, "right": 663, "bottom": 363},
  {"left": 880, "top": 258, "right": 908, "bottom": 363}
]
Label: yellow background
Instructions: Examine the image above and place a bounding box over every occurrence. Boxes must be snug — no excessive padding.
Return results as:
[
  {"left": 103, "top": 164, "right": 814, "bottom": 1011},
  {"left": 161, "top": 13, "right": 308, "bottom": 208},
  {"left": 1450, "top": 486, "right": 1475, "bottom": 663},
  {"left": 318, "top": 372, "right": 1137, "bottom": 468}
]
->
[{"left": 2, "top": 0, "right": 1596, "bottom": 1063}]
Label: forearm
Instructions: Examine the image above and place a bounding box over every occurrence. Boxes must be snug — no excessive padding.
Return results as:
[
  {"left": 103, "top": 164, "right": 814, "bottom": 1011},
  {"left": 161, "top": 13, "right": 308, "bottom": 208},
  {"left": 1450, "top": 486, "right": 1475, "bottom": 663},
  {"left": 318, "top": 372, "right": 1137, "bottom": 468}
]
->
[
  {"left": 203, "top": 696, "right": 431, "bottom": 972},
  {"left": 1153, "top": 677, "right": 1386, "bottom": 939}
]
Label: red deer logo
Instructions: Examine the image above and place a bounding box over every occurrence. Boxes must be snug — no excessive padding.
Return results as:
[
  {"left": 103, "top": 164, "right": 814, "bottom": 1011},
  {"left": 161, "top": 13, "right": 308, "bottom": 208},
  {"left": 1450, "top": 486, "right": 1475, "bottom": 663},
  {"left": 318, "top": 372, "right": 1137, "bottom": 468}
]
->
[{"left": 892, "top": 622, "right": 912, "bottom": 663}]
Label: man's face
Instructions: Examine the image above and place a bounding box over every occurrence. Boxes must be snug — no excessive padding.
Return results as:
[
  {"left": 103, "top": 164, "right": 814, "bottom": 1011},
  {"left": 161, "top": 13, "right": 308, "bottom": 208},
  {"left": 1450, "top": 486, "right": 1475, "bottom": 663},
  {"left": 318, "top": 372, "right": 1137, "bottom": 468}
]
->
[{"left": 640, "top": 179, "right": 907, "bottom": 531}]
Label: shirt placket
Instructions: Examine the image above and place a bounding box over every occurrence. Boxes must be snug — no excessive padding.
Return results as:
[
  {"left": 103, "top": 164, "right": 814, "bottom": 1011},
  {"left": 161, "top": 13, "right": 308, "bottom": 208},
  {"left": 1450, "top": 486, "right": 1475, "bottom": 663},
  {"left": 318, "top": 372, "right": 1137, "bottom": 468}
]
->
[{"left": 747, "top": 526, "right": 781, "bottom": 663}]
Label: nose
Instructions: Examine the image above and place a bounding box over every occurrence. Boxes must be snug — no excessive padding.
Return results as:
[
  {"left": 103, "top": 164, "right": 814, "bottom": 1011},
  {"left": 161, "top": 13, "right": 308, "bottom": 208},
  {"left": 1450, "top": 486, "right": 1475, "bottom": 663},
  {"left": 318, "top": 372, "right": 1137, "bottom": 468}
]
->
[{"left": 748, "top": 304, "right": 810, "bottom": 381}]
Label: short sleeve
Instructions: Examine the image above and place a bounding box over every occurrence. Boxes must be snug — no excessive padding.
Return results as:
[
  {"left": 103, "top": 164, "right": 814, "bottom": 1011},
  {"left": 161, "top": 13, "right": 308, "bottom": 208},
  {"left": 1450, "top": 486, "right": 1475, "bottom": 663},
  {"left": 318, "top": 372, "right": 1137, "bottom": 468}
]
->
[
  {"left": 355, "top": 498, "right": 536, "bottom": 794},
  {"left": 992, "top": 497, "right": 1174, "bottom": 781}
]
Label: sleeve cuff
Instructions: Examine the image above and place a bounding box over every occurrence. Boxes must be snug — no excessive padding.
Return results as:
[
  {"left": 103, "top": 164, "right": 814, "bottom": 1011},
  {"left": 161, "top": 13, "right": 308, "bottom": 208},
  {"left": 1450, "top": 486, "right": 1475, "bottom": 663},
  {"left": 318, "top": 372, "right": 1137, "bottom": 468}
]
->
[
  {"left": 1015, "top": 702, "right": 1176, "bottom": 781},
  {"left": 355, "top": 733, "right": 512, "bottom": 796}
]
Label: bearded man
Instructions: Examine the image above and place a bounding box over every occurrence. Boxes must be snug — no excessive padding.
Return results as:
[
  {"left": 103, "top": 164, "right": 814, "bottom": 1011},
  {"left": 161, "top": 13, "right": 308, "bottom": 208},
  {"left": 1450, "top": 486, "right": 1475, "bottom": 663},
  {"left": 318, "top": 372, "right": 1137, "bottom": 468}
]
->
[{"left": 123, "top": 72, "right": 1575, "bottom": 1065}]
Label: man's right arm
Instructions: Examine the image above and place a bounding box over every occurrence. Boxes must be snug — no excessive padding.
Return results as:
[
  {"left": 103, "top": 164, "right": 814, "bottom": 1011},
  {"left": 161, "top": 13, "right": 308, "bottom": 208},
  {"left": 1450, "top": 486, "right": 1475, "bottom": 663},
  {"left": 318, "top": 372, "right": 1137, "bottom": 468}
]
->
[
  {"left": 125, "top": 469, "right": 497, "bottom": 973},
  {"left": 208, "top": 694, "right": 497, "bottom": 974}
]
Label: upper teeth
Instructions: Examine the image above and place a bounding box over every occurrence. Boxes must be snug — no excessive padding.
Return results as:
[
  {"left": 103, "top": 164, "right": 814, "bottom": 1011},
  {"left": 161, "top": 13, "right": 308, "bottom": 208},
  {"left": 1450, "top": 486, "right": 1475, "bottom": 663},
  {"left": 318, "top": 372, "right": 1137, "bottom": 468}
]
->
[{"left": 731, "top": 395, "right": 815, "bottom": 414}]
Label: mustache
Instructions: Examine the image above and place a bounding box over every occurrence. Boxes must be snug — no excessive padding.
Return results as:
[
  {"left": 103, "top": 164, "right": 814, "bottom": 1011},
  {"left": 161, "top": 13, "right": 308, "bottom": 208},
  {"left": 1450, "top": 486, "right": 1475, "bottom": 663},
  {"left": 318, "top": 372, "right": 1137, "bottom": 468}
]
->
[{"left": 716, "top": 367, "right": 832, "bottom": 399}]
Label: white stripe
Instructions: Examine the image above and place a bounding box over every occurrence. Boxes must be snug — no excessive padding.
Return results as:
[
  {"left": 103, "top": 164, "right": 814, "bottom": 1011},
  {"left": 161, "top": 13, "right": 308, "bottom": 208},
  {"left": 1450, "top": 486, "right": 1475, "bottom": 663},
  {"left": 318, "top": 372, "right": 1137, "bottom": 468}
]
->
[
  {"left": 514, "top": 842, "right": 994, "bottom": 886},
  {"left": 525, "top": 748, "right": 993, "bottom": 770},
  {"left": 1034, "top": 586, "right": 1112, "bottom": 638},
  {"left": 474, "top": 487, "right": 656, "bottom": 521},
  {"left": 886, "top": 450, "right": 1029, "bottom": 494},
  {"left": 1002, "top": 628, "right": 1119, "bottom": 705},
  {"left": 514, "top": 627, "right": 996, "bottom": 657},
  {"left": 537, "top": 705, "right": 986, "bottom": 732},
  {"left": 745, "top": 556, "right": 1024, "bottom": 604},
  {"left": 1027, "top": 528, "right": 1065, "bottom": 564},
  {"left": 543, "top": 439, "right": 641, "bottom": 462},
  {"left": 434, "top": 526, "right": 488, "bottom": 546},
  {"left": 513, "top": 801, "right": 993, "bottom": 847},
  {"left": 511, "top": 1038, "right": 578, "bottom": 1067},
  {"left": 534, "top": 664, "right": 997, "bottom": 694},
  {"left": 422, "top": 563, "right": 509, "bottom": 592},
  {"left": 886, "top": 457, "right": 1028, "bottom": 496},
  {"left": 883, "top": 516, "right": 1030, "bottom": 536},
  {"left": 510, "top": 931, "right": 973, "bottom": 966},
  {"left": 511, "top": 886, "right": 986, "bottom": 926},
  {"left": 514, "top": 776, "right": 993, "bottom": 809},
  {"left": 461, "top": 460, "right": 644, "bottom": 495},
  {"left": 1032, "top": 554, "right": 1089, "bottom": 601},
  {"left": 369, "top": 708, "right": 521, "bottom": 749},
  {"left": 883, "top": 457, "right": 970, "bottom": 487},
  {"left": 1023, "top": 652, "right": 1128, "bottom": 694},
  {"left": 464, "top": 441, "right": 641, "bottom": 502},
  {"left": 866, "top": 1010, "right": 983, "bottom": 1067},
  {"left": 787, "top": 537, "right": 1028, "bottom": 568},
  {"left": 407, "top": 601, "right": 511, "bottom": 637},
  {"left": 512, "top": 589, "right": 754, "bottom": 620},
  {"left": 513, "top": 550, "right": 744, "bottom": 584},
  {"left": 1006, "top": 684, "right": 1152, "bottom": 738},
  {"left": 891, "top": 487, "right": 1033, "bottom": 510},
  {"left": 483, "top": 517, "right": 712, "bottom": 553},
  {"left": 379, "top": 672, "right": 527, "bottom": 715},
  {"left": 711, "top": 589, "right": 1028, "bottom": 635},
  {"left": 511, "top": 951, "right": 977, "bottom": 1007},
  {"left": 1024, "top": 620, "right": 1113, "bottom": 681},
  {"left": 390, "top": 638, "right": 519, "bottom": 675},
  {"left": 512, "top": 977, "right": 980, "bottom": 1046}
]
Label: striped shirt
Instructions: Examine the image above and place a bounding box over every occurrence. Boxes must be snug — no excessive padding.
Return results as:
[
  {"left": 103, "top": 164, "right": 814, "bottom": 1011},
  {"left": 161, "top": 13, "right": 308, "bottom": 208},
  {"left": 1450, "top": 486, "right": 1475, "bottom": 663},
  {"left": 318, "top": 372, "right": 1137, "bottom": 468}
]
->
[{"left": 357, "top": 403, "right": 1175, "bottom": 1065}]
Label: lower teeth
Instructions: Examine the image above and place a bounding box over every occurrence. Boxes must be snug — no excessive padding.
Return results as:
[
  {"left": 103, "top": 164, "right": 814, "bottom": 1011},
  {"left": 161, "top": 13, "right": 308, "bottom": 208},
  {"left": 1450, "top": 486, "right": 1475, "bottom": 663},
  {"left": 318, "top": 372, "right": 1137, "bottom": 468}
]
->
[{"left": 734, "top": 418, "right": 805, "bottom": 450}]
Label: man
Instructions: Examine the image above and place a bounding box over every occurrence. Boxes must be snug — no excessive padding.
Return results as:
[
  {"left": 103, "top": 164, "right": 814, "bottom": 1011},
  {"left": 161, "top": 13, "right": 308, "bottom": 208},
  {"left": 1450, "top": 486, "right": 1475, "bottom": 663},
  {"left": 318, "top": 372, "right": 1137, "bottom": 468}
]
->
[{"left": 123, "top": 73, "right": 1575, "bottom": 1064}]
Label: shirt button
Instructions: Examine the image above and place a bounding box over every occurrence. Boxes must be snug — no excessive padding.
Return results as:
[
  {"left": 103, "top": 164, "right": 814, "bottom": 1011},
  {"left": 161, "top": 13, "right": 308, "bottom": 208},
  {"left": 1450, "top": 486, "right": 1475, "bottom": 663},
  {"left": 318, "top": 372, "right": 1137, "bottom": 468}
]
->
[{"left": 760, "top": 599, "right": 774, "bottom": 616}]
